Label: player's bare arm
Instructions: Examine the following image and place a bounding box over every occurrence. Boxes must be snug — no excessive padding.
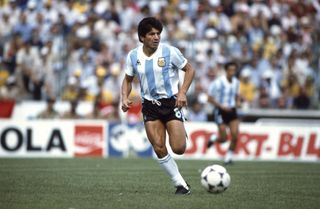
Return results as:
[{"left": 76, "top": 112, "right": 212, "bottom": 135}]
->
[
  {"left": 236, "top": 95, "right": 242, "bottom": 108},
  {"left": 121, "top": 74, "right": 134, "bottom": 112},
  {"left": 176, "top": 62, "right": 195, "bottom": 108},
  {"left": 208, "top": 95, "right": 232, "bottom": 112}
]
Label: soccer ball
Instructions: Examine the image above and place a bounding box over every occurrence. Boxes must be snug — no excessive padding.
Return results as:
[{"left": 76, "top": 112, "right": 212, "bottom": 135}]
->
[{"left": 200, "top": 164, "right": 231, "bottom": 193}]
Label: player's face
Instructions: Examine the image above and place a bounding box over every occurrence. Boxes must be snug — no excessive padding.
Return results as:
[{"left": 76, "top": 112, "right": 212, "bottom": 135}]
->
[
  {"left": 226, "top": 65, "right": 237, "bottom": 79},
  {"left": 142, "top": 27, "right": 161, "bottom": 50}
]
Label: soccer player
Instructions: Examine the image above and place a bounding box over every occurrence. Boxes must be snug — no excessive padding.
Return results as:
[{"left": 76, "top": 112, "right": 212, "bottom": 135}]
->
[
  {"left": 121, "top": 17, "right": 195, "bottom": 195},
  {"left": 207, "top": 61, "right": 241, "bottom": 165}
]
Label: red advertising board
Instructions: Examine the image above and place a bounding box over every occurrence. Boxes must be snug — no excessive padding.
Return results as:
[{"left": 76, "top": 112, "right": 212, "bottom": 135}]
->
[{"left": 75, "top": 125, "right": 104, "bottom": 157}]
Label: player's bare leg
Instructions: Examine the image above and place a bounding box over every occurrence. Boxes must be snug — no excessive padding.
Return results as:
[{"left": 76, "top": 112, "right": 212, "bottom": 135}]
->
[
  {"left": 217, "top": 124, "right": 229, "bottom": 142},
  {"left": 166, "top": 120, "right": 186, "bottom": 155},
  {"left": 145, "top": 120, "right": 190, "bottom": 194},
  {"left": 207, "top": 124, "right": 228, "bottom": 148},
  {"left": 144, "top": 120, "right": 167, "bottom": 158},
  {"left": 224, "top": 119, "right": 239, "bottom": 164},
  {"left": 228, "top": 119, "right": 239, "bottom": 151}
]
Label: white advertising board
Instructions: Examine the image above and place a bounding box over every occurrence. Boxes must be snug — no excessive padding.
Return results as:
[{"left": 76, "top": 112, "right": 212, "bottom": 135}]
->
[
  {"left": 0, "top": 120, "right": 319, "bottom": 161},
  {"left": 0, "top": 120, "right": 74, "bottom": 157},
  {"left": 172, "top": 122, "right": 320, "bottom": 162}
]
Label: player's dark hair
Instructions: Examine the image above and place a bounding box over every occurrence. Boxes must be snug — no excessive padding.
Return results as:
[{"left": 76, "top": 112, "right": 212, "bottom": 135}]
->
[
  {"left": 138, "top": 17, "right": 163, "bottom": 43},
  {"left": 224, "top": 61, "right": 237, "bottom": 71}
]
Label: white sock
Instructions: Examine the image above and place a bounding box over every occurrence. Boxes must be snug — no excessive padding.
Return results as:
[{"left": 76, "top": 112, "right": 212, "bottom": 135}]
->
[
  {"left": 209, "top": 134, "right": 217, "bottom": 142},
  {"left": 158, "top": 154, "right": 187, "bottom": 188},
  {"left": 225, "top": 150, "right": 233, "bottom": 163}
]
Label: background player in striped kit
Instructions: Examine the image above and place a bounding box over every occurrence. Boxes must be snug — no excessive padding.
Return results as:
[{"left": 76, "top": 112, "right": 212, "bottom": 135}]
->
[
  {"left": 121, "top": 17, "right": 195, "bottom": 194},
  {"left": 207, "top": 61, "right": 241, "bottom": 165}
]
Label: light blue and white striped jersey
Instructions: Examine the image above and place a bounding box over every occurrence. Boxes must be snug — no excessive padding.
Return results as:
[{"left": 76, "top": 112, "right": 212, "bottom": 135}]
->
[
  {"left": 125, "top": 43, "right": 187, "bottom": 101},
  {"left": 208, "top": 75, "right": 240, "bottom": 108}
]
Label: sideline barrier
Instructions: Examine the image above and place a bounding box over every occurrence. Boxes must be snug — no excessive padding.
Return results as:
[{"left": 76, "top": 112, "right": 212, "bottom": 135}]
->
[
  {"left": 0, "top": 120, "right": 105, "bottom": 158},
  {"left": 0, "top": 120, "right": 319, "bottom": 161},
  {"left": 179, "top": 123, "right": 320, "bottom": 161}
]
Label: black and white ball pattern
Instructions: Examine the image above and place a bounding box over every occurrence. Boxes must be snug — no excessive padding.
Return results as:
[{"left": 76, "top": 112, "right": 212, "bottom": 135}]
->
[{"left": 201, "top": 164, "right": 231, "bottom": 193}]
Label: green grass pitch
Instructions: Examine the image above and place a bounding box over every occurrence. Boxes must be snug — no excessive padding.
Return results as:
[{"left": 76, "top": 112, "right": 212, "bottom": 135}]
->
[{"left": 0, "top": 158, "right": 319, "bottom": 209}]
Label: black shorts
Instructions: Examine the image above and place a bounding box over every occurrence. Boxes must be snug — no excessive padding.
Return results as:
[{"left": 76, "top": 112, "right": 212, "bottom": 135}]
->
[
  {"left": 214, "top": 107, "right": 238, "bottom": 125},
  {"left": 142, "top": 97, "right": 185, "bottom": 123}
]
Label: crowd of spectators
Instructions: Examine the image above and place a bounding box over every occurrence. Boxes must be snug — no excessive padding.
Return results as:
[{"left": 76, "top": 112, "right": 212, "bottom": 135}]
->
[{"left": 0, "top": 0, "right": 319, "bottom": 121}]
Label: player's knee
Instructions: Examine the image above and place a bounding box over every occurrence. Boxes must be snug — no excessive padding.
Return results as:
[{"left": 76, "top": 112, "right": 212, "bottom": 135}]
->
[
  {"left": 230, "top": 137, "right": 238, "bottom": 145},
  {"left": 173, "top": 148, "right": 185, "bottom": 155},
  {"left": 153, "top": 144, "right": 167, "bottom": 157},
  {"left": 218, "top": 136, "right": 227, "bottom": 143},
  {"left": 172, "top": 144, "right": 186, "bottom": 155}
]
